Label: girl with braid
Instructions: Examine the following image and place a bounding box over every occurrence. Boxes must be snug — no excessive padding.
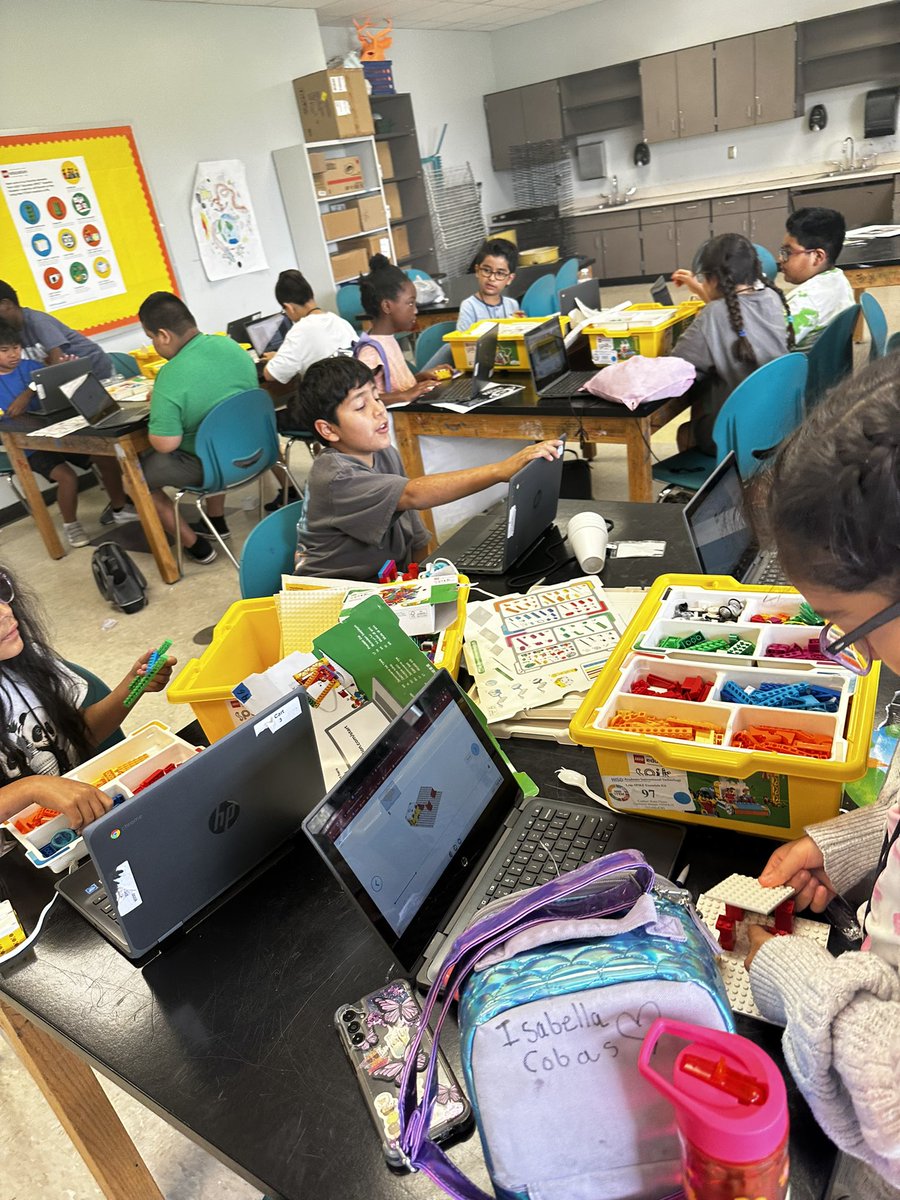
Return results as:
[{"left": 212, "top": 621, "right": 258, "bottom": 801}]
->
[
  {"left": 670, "top": 233, "right": 794, "bottom": 454},
  {"left": 744, "top": 357, "right": 900, "bottom": 1199}
]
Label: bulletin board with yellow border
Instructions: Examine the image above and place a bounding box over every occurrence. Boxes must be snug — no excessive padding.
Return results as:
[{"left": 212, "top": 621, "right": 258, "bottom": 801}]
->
[{"left": 0, "top": 126, "right": 177, "bottom": 336}]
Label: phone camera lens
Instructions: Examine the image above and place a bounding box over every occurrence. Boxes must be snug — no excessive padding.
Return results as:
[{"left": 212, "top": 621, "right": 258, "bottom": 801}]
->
[
  {"left": 351, "top": 1032, "right": 365, "bottom": 1045},
  {"left": 342, "top": 1009, "right": 361, "bottom": 1023},
  {"left": 348, "top": 1021, "right": 361, "bottom": 1034}
]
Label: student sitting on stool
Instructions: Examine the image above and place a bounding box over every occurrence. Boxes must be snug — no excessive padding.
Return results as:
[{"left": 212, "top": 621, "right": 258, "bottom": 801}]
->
[{"left": 778, "top": 207, "right": 855, "bottom": 348}]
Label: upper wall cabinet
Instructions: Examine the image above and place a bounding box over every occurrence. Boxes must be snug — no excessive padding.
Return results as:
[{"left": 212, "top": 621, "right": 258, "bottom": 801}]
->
[
  {"left": 716, "top": 27, "right": 798, "bottom": 131},
  {"left": 559, "top": 62, "right": 642, "bottom": 138},
  {"left": 484, "top": 80, "right": 563, "bottom": 171},
  {"left": 800, "top": 1, "right": 900, "bottom": 92},
  {"left": 640, "top": 46, "right": 716, "bottom": 143}
]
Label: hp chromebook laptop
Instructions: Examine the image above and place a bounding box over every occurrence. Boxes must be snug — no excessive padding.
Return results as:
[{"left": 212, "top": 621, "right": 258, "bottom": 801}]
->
[{"left": 524, "top": 317, "right": 598, "bottom": 398}]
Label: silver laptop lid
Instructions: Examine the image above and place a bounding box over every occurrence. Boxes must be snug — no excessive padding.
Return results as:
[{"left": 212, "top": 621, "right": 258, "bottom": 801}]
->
[
  {"left": 523, "top": 316, "right": 568, "bottom": 390},
  {"left": 67, "top": 373, "right": 120, "bottom": 425},
  {"left": 683, "top": 452, "right": 756, "bottom": 576}
]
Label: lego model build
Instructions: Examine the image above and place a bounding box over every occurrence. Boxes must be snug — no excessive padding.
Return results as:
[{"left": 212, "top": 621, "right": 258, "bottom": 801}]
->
[
  {"left": 407, "top": 786, "right": 441, "bottom": 828},
  {"left": 696, "top": 873, "right": 829, "bottom": 1021}
]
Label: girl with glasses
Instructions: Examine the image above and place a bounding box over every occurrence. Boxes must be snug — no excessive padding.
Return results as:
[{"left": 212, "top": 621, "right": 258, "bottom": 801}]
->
[
  {"left": 457, "top": 238, "right": 523, "bottom": 331},
  {"left": 0, "top": 566, "right": 176, "bottom": 831},
  {"left": 745, "top": 356, "right": 900, "bottom": 1198}
]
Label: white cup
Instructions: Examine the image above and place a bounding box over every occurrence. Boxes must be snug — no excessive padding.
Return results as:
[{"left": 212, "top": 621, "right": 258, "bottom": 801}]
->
[{"left": 567, "top": 511, "right": 609, "bottom": 574}]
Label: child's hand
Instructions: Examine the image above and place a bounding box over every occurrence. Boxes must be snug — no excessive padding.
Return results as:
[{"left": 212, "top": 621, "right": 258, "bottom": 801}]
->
[
  {"left": 6, "top": 394, "right": 33, "bottom": 418},
  {"left": 409, "top": 380, "right": 438, "bottom": 400},
  {"left": 129, "top": 649, "right": 178, "bottom": 695},
  {"left": 672, "top": 269, "right": 709, "bottom": 301},
  {"left": 759, "top": 834, "right": 836, "bottom": 912},
  {"left": 502, "top": 440, "right": 563, "bottom": 478},
  {"left": 512, "top": 309, "right": 526, "bottom": 318},
  {"left": 418, "top": 368, "right": 447, "bottom": 382},
  {"left": 744, "top": 924, "right": 776, "bottom": 970},
  {"left": 22, "top": 776, "right": 112, "bottom": 833}
]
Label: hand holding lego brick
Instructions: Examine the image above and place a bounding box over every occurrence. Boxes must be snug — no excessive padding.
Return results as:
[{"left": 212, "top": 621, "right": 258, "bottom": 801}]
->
[
  {"left": 0, "top": 776, "right": 111, "bottom": 832},
  {"left": 759, "top": 835, "right": 836, "bottom": 913}
]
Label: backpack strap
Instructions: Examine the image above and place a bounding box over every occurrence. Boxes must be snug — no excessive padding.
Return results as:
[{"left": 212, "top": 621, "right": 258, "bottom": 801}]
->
[
  {"left": 353, "top": 333, "right": 392, "bottom": 393},
  {"left": 398, "top": 850, "right": 655, "bottom": 1199}
]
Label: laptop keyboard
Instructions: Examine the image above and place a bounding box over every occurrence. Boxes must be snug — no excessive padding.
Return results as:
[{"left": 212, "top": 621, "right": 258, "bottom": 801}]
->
[
  {"left": 83, "top": 877, "right": 121, "bottom": 923},
  {"left": 757, "top": 556, "right": 788, "bottom": 586},
  {"left": 457, "top": 520, "right": 506, "bottom": 572},
  {"left": 477, "top": 803, "right": 620, "bottom": 906},
  {"left": 433, "top": 377, "right": 477, "bottom": 402},
  {"left": 539, "top": 370, "right": 597, "bottom": 398}
]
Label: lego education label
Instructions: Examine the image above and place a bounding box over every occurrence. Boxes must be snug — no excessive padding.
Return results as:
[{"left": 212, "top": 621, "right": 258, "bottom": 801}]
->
[{"left": 604, "top": 755, "right": 693, "bottom": 812}]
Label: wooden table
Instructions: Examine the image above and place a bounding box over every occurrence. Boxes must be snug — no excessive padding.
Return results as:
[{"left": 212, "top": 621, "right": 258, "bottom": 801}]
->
[
  {"left": 0, "top": 419, "right": 179, "bottom": 585},
  {"left": 391, "top": 380, "right": 691, "bottom": 539},
  {"left": 837, "top": 232, "right": 900, "bottom": 341}
]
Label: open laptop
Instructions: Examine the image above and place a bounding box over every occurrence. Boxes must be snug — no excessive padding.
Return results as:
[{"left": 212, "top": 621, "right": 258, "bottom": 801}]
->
[
  {"left": 559, "top": 278, "right": 601, "bottom": 320},
  {"left": 245, "top": 312, "right": 289, "bottom": 358},
  {"left": 683, "top": 452, "right": 788, "bottom": 585},
  {"left": 30, "top": 359, "right": 87, "bottom": 416},
  {"left": 524, "top": 316, "right": 598, "bottom": 398},
  {"left": 303, "top": 671, "right": 684, "bottom": 985},
  {"left": 427, "top": 322, "right": 514, "bottom": 407},
  {"left": 67, "top": 372, "right": 151, "bottom": 429},
  {"left": 227, "top": 311, "right": 262, "bottom": 343},
  {"left": 454, "top": 435, "right": 566, "bottom": 575},
  {"left": 650, "top": 275, "right": 675, "bottom": 307},
  {"left": 56, "top": 693, "right": 324, "bottom": 958}
]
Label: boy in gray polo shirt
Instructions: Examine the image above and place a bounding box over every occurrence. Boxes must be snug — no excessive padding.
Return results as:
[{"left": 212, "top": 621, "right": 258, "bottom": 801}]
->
[
  {"left": 294, "top": 357, "right": 560, "bottom": 581},
  {"left": 0, "top": 279, "right": 113, "bottom": 379}
]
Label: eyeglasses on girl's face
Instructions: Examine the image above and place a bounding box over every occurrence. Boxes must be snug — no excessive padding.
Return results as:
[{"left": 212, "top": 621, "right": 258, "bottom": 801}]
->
[
  {"left": 818, "top": 599, "right": 900, "bottom": 675},
  {"left": 476, "top": 266, "right": 511, "bottom": 281},
  {"left": 0, "top": 572, "right": 13, "bottom": 607}
]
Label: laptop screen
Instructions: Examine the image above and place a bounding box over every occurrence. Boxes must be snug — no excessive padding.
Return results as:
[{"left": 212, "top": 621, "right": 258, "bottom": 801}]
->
[
  {"left": 303, "top": 672, "right": 520, "bottom": 968},
  {"left": 246, "top": 313, "right": 287, "bottom": 357},
  {"left": 472, "top": 322, "right": 499, "bottom": 382},
  {"left": 559, "top": 279, "right": 600, "bottom": 317},
  {"left": 69, "top": 374, "right": 119, "bottom": 424},
  {"left": 524, "top": 317, "right": 567, "bottom": 389},
  {"left": 683, "top": 453, "right": 755, "bottom": 576}
]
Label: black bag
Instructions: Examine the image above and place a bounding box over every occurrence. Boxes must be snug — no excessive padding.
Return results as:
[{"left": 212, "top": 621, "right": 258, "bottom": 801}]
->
[{"left": 91, "top": 542, "right": 148, "bottom": 614}]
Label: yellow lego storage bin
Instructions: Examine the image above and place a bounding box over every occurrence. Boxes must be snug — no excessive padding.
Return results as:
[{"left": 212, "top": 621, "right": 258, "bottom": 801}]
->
[
  {"left": 444, "top": 317, "right": 570, "bottom": 371},
  {"left": 582, "top": 301, "right": 702, "bottom": 366},
  {"left": 131, "top": 344, "right": 167, "bottom": 379},
  {"left": 168, "top": 582, "right": 470, "bottom": 744},
  {"left": 519, "top": 246, "right": 559, "bottom": 265},
  {"left": 569, "top": 575, "right": 880, "bottom": 840}
]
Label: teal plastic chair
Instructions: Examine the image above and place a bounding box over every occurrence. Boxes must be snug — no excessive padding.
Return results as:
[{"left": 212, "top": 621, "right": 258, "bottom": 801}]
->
[
  {"left": 405, "top": 268, "right": 433, "bottom": 282},
  {"left": 888, "top": 331, "right": 900, "bottom": 355},
  {"left": 804, "top": 303, "right": 860, "bottom": 411},
  {"left": 653, "top": 354, "right": 808, "bottom": 494},
  {"left": 172, "top": 389, "right": 280, "bottom": 575},
  {"left": 414, "top": 321, "right": 456, "bottom": 371},
  {"left": 754, "top": 244, "right": 778, "bottom": 281},
  {"left": 860, "top": 292, "right": 888, "bottom": 360},
  {"left": 521, "top": 274, "right": 558, "bottom": 318},
  {"left": 336, "top": 283, "right": 364, "bottom": 332},
  {"left": 555, "top": 258, "right": 579, "bottom": 296},
  {"left": 67, "top": 661, "right": 125, "bottom": 752},
  {"left": 109, "top": 351, "right": 140, "bottom": 378},
  {"left": 239, "top": 501, "right": 304, "bottom": 599}
]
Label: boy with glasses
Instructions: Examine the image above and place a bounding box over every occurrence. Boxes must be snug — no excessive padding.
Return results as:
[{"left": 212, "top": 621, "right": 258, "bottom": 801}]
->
[
  {"left": 457, "top": 239, "right": 524, "bottom": 330},
  {"left": 778, "top": 207, "right": 854, "bottom": 347}
]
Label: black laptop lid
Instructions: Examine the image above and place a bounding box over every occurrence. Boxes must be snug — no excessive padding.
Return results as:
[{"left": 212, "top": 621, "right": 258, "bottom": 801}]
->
[
  {"left": 68, "top": 374, "right": 120, "bottom": 424},
  {"left": 303, "top": 672, "right": 520, "bottom": 971},
  {"left": 246, "top": 313, "right": 288, "bottom": 357},
  {"left": 506, "top": 437, "right": 565, "bottom": 565},
  {"left": 559, "top": 279, "right": 601, "bottom": 317},
  {"left": 683, "top": 452, "right": 756, "bottom": 576},
  {"left": 471, "top": 322, "right": 499, "bottom": 392},
  {"left": 650, "top": 276, "right": 675, "bottom": 307},
  {"left": 31, "top": 359, "right": 86, "bottom": 415},
  {"left": 227, "top": 312, "right": 262, "bottom": 343},
  {"left": 524, "top": 316, "right": 568, "bottom": 389},
  {"left": 83, "top": 693, "right": 323, "bottom": 956}
]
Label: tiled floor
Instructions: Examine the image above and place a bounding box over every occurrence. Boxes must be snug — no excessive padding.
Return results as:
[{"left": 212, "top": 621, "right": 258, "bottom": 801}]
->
[{"left": 1, "top": 280, "right": 897, "bottom": 1198}]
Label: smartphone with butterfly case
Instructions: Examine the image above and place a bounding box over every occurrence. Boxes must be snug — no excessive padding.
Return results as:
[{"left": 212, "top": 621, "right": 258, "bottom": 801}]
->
[{"left": 335, "top": 977, "right": 472, "bottom": 1168}]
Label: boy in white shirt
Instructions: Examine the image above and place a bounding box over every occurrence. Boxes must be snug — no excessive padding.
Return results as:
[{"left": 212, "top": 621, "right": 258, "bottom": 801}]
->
[
  {"left": 457, "top": 239, "right": 523, "bottom": 331},
  {"left": 778, "top": 208, "right": 855, "bottom": 347},
  {"left": 263, "top": 270, "right": 356, "bottom": 394}
]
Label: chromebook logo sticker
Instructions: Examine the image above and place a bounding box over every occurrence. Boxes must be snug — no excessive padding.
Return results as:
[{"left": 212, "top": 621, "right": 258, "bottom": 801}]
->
[{"left": 110, "top": 828, "right": 121, "bottom": 840}]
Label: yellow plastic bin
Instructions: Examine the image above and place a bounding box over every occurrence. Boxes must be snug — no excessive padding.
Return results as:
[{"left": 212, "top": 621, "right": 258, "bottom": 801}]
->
[
  {"left": 582, "top": 301, "right": 702, "bottom": 366},
  {"left": 569, "top": 574, "right": 880, "bottom": 840},
  {"left": 131, "top": 345, "right": 166, "bottom": 379},
  {"left": 168, "top": 580, "right": 470, "bottom": 744},
  {"left": 444, "top": 317, "right": 570, "bottom": 371}
]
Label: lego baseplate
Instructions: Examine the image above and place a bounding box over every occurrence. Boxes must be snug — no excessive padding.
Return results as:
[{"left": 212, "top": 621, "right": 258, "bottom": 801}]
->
[
  {"left": 696, "top": 894, "right": 831, "bottom": 1023},
  {"left": 706, "top": 873, "right": 795, "bottom": 915}
]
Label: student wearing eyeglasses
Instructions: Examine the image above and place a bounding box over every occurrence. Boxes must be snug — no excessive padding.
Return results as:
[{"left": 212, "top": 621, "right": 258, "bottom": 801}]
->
[
  {"left": 779, "top": 207, "right": 855, "bottom": 347},
  {"left": 744, "top": 357, "right": 900, "bottom": 1199},
  {"left": 457, "top": 239, "right": 524, "bottom": 331}
]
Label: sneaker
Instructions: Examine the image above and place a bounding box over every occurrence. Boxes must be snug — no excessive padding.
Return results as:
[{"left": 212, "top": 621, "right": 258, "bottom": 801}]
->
[
  {"left": 99, "top": 503, "right": 116, "bottom": 526},
  {"left": 264, "top": 486, "right": 300, "bottom": 513},
  {"left": 112, "top": 504, "right": 138, "bottom": 525},
  {"left": 185, "top": 535, "right": 217, "bottom": 565},
  {"left": 189, "top": 515, "right": 231, "bottom": 541},
  {"left": 63, "top": 521, "right": 90, "bottom": 548}
]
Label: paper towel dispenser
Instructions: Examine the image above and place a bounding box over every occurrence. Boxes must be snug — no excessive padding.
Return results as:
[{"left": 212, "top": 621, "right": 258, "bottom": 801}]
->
[{"left": 864, "top": 87, "right": 898, "bottom": 139}]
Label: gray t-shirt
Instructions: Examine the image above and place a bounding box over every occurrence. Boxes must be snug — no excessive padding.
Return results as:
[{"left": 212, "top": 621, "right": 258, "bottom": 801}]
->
[
  {"left": 671, "top": 288, "right": 790, "bottom": 390},
  {"left": 21, "top": 307, "right": 113, "bottom": 379},
  {"left": 297, "top": 447, "right": 429, "bottom": 581}
]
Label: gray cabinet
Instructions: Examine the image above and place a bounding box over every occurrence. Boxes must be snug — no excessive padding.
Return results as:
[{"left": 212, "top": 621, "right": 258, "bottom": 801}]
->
[
  {"left": 800, "top": 2, "right": 900, "bottom": 92},
  {"left": 639, "top": 53, "right": 679, "bottom": 142},
  {"left": 603, "top": 223, "right": 643, "bottom": 279},
  {"left": 674, "top": 201, "right": 712, "bottom": 266},
  {"left": 714, "top": 36, "right": 756, "bottom": 131},
  {"left": 484, "top": 81, "right": 562, "bottom": 171},
  {"left": 790, "top": 179, "right": 895, "bottom": 229},
  {"left": 569, "top": 210, "right": 642, "bottom": 279},
  {"left": 711, "top": 195, "right": 750, "bottom": 239},
  {"left": 716, "top": 28, "right": 797, "bottom": 132},
  {"left": 894, "top": 175, "right": 900, "bottom": 224},
  {"left": 560, "top": 62, "right": 642, "bottom": 138},
  {"left": 749, "top": 190, "right": 790, "bottom": 256},
  {"left": 640, "top": 45, "right": 716, "bottom": 142},
  {"left": 640, "top": 205, "right": 678, "bottom": 275}
]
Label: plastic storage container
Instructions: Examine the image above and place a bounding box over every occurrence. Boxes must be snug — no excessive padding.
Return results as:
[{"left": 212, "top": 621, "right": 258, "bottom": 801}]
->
[
  {"left": 582, "top": 301, "right": 701, "bottom": 365},
  {"left": 443, "top": 317, "right": 570, "bottom": 372},
  {"left": 168, "top": 582, "right": 469, "bottom": 744},
  {"left": 569, "top": 575, "right": 880, "bottom": 839}
]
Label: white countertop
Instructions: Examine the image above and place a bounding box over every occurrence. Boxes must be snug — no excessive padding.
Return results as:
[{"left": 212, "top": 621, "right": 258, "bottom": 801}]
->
[{"left": 565, "top": 157, "right": 900, "bottom": 218}]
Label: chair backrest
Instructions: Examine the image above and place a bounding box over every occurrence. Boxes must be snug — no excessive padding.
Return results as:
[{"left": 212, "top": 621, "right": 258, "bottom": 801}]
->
[
  {"left": 860, "top": 292, "right": 888, "bottom": 361},
  {"left": 109, "top": 351, "right": 140, "bottom": 378},
  {"left": 239, "top": 500, "right": 305, "bottom": 599},
  {"left": 753, "top": 243, "right": 778, "bottom": 281},
  {"left": 336, "top": 283, "right": 364, "bottom": 332},
  {"left": 405, "top": 268, "right": 432, "bottom": 282},
  {"left": 712, "top": 353, "right": 808, "bottom": 479},
  {"left": 804, "top": 303, "right": 860, "bottom": 410},
  {"left": 521, "top": 274, "right": 559, "bottom": 318},
  {"left": 555, "top": 258, "right": 579, "bottom": 295},
  {"left": 194, "top": 389, "right": 280, "bottom": 493},
  {"left": 65, "top": 660, "right": 125, "bottom": 751},
  {"left": 888, "top": 330, "right": 900, "bottom": 356},
  {"left": 414, "top": 320, "right": 457, "bottom": 371}
]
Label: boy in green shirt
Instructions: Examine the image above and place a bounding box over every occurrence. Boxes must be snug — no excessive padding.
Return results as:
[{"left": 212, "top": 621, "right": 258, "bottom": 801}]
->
[
  {"left": 139, "top": 292, "right": 257, "bottom": 564},
  {"left": 779, "top": 207, "right": 855, "bottom": 347}
]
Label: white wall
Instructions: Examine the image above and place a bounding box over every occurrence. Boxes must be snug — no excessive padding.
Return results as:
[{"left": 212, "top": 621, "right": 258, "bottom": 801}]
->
[
  {"left": 4, "top": 0, "right": 327, "bottom": 350},
  {"left": 319, "top": 25, "right": 511, "bottom": 215}
]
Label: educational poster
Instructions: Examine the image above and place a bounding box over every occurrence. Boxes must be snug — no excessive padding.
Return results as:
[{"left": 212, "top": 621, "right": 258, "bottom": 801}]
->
[
  {"left": 191, "top": 160, "right": 267, "bottom": 281},
  {"left": 0, "top": 127, "right": 177, "bottom": 335},
  {"left": 1, "top": 155, "right": 125, "bottom": 312}
]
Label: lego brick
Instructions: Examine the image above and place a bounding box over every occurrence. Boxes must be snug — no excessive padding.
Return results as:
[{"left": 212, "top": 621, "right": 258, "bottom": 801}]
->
[{"left": 706, "top": 873, "right": 795, "bottom": 915}]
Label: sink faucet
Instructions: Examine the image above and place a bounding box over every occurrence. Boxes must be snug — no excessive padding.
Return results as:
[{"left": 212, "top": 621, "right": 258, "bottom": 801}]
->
[{"left": 843, "top": 136, "right": 855, "bottom": 171}]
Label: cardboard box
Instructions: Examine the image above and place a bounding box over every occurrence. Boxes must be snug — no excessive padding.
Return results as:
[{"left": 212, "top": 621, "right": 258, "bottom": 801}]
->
[
  {"left": 357, "top": 194, "right": 387, "bottom": 231},
  {"left": 293, "top": 68, "right": 374, "bottom": 141},
  {"left": 308, "top": 151, "right": 327, "bottom": 176},
  {"left": 324, "top": 155, "right": 363, "bottom": 196},
  {"left": 321, "top": 206, "right": 362, "bottom": 241},
  {"left": 384, "top": 182, "right": 403, "bottom": 220},
  {"left": 361, "top": 233, "right": 392, "bottom": 258},
  {"left": 375, "top": 141, "right": 394, "bottom": 180},
  {"left": 330, "top": 246, "right": 369, "bottom": 282},
  {"left": 392, "top": 224, "right": 410, "bottom": 260},
  {"left": 312, "top": 173, "right": 328, "bottom": 198}
]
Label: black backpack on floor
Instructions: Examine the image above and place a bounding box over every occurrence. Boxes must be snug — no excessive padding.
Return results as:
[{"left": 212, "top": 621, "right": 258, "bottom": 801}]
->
[{"left": 91, "top": 542, "right": 148, "bottom": 614}]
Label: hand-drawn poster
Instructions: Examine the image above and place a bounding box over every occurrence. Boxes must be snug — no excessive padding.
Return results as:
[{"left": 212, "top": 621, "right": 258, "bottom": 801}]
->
[{"left": 191, "top": 160, "right": 267, "bottom": 280}]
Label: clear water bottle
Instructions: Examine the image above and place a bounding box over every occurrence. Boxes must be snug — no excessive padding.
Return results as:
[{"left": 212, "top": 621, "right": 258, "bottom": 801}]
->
[
  {"left": 845, "top": 690, "right": 900, "bottom": 808},
  {"left": 639, "top": 1019, "right": 789, "bottom": 1200}
]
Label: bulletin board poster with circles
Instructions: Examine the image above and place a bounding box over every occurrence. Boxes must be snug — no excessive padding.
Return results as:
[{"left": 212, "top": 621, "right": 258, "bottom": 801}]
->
[{"left": 0, "top": 127, "right": 176, "bottom": 336}]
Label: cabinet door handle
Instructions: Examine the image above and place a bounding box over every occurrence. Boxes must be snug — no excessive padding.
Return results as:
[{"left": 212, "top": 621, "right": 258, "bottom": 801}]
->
[
  {"left": 742, "top": 218, "right": 748, "bottom": 234},
  {"left": 755, "top": 96, "right": 762, "bottom": 118},
  {"left": 679, "top": 111, "right": 685, "bottom": 133},
  {"left": 722, "top": 199, "right": 736, "bottom": 205},
  {"left": 668, "top": 227, "right": 674, "bottom": 241},
  {"left": 671, "top": 117, "right": 677, "bottom": 133},
  {"left": 746, "top": 103, "right": 753, "bottom": 119}
]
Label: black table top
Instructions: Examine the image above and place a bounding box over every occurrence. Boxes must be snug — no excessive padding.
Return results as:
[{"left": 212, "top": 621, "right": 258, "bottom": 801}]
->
[
  {"left": 837, "top": 232, "right": 900, "bottom": 270},
  {"left": 0, "top": 412, "right": 147, "bottom": 444}
]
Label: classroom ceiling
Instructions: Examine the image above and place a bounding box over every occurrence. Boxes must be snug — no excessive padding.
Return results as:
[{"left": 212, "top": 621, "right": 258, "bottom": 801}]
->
[{"left": 144, "top": 0, "right": 590, "bottom": 32}]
